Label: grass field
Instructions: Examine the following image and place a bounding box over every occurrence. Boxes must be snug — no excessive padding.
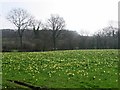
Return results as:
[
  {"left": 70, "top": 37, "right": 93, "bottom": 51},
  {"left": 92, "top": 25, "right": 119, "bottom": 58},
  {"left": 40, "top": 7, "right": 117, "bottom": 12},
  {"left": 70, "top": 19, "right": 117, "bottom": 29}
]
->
[{"left": 2, "top": 50, "right": 119, "bottom": 89}]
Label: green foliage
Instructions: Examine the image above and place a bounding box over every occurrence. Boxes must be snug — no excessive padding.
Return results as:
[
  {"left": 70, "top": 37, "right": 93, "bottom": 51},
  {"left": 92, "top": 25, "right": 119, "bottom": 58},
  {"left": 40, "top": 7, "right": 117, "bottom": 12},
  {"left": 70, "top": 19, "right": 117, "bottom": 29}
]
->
[{"left": 2, "top": 50, "right": 119, "bottom": 88}]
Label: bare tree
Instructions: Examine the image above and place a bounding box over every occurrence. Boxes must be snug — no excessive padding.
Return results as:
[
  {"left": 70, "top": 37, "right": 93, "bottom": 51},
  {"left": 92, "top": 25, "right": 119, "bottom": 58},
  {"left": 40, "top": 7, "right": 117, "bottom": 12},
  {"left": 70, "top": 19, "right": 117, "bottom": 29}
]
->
[
  {"left": 47, "top": 14, "right": 65, "bottom": 50},
  {"left": 31, "top": 19, "right": 42, "bottom": 37},
  {"left": 7, "top": 8, "right": 32, "bottom": 50}
]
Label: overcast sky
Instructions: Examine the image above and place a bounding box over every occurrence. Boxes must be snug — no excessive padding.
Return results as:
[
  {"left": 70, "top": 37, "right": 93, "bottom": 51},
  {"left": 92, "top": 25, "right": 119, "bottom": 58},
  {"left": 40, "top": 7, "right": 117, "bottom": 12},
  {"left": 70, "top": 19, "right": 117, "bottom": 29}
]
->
[{"left": 0, "top": 0, "right": 119, "bottom": 35}]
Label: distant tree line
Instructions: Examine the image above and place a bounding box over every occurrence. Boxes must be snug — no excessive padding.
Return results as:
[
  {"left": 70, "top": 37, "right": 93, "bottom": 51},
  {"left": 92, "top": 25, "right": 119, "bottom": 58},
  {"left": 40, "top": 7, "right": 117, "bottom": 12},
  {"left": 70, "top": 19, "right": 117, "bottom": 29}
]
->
[{"left": 2, "top": 25, "right": 118, "bottom": 52}]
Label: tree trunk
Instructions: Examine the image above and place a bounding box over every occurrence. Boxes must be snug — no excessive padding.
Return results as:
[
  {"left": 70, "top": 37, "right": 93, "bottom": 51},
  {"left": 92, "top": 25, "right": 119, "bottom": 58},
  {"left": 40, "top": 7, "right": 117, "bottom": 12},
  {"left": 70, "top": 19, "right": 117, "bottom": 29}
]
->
[
  {"left": 20, "top": 36, "right": 23, "bottom": 51},
  {"left": 53, "top": 37, "right": 56, "bottom": 50},
  {"left": 18, "top": 28, "right": 23, "bottom": 51},
  {"left": 52, "top": 31, "right": 56, "bottom": 50}
]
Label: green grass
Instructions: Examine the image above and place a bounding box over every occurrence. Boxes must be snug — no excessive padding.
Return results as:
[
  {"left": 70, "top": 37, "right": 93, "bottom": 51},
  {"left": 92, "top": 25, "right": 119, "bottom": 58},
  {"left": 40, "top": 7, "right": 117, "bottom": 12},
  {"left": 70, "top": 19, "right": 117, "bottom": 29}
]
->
[{"left": 2, "top": 50, "right": 119, "bottom": 88}]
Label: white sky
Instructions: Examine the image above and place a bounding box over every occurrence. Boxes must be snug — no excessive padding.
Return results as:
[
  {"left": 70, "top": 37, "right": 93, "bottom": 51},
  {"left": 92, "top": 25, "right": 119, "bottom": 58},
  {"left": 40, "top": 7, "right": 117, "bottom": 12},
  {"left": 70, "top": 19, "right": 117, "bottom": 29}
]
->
[{"left": 0, "top": 0, "right": 119, "bottom": 35}]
